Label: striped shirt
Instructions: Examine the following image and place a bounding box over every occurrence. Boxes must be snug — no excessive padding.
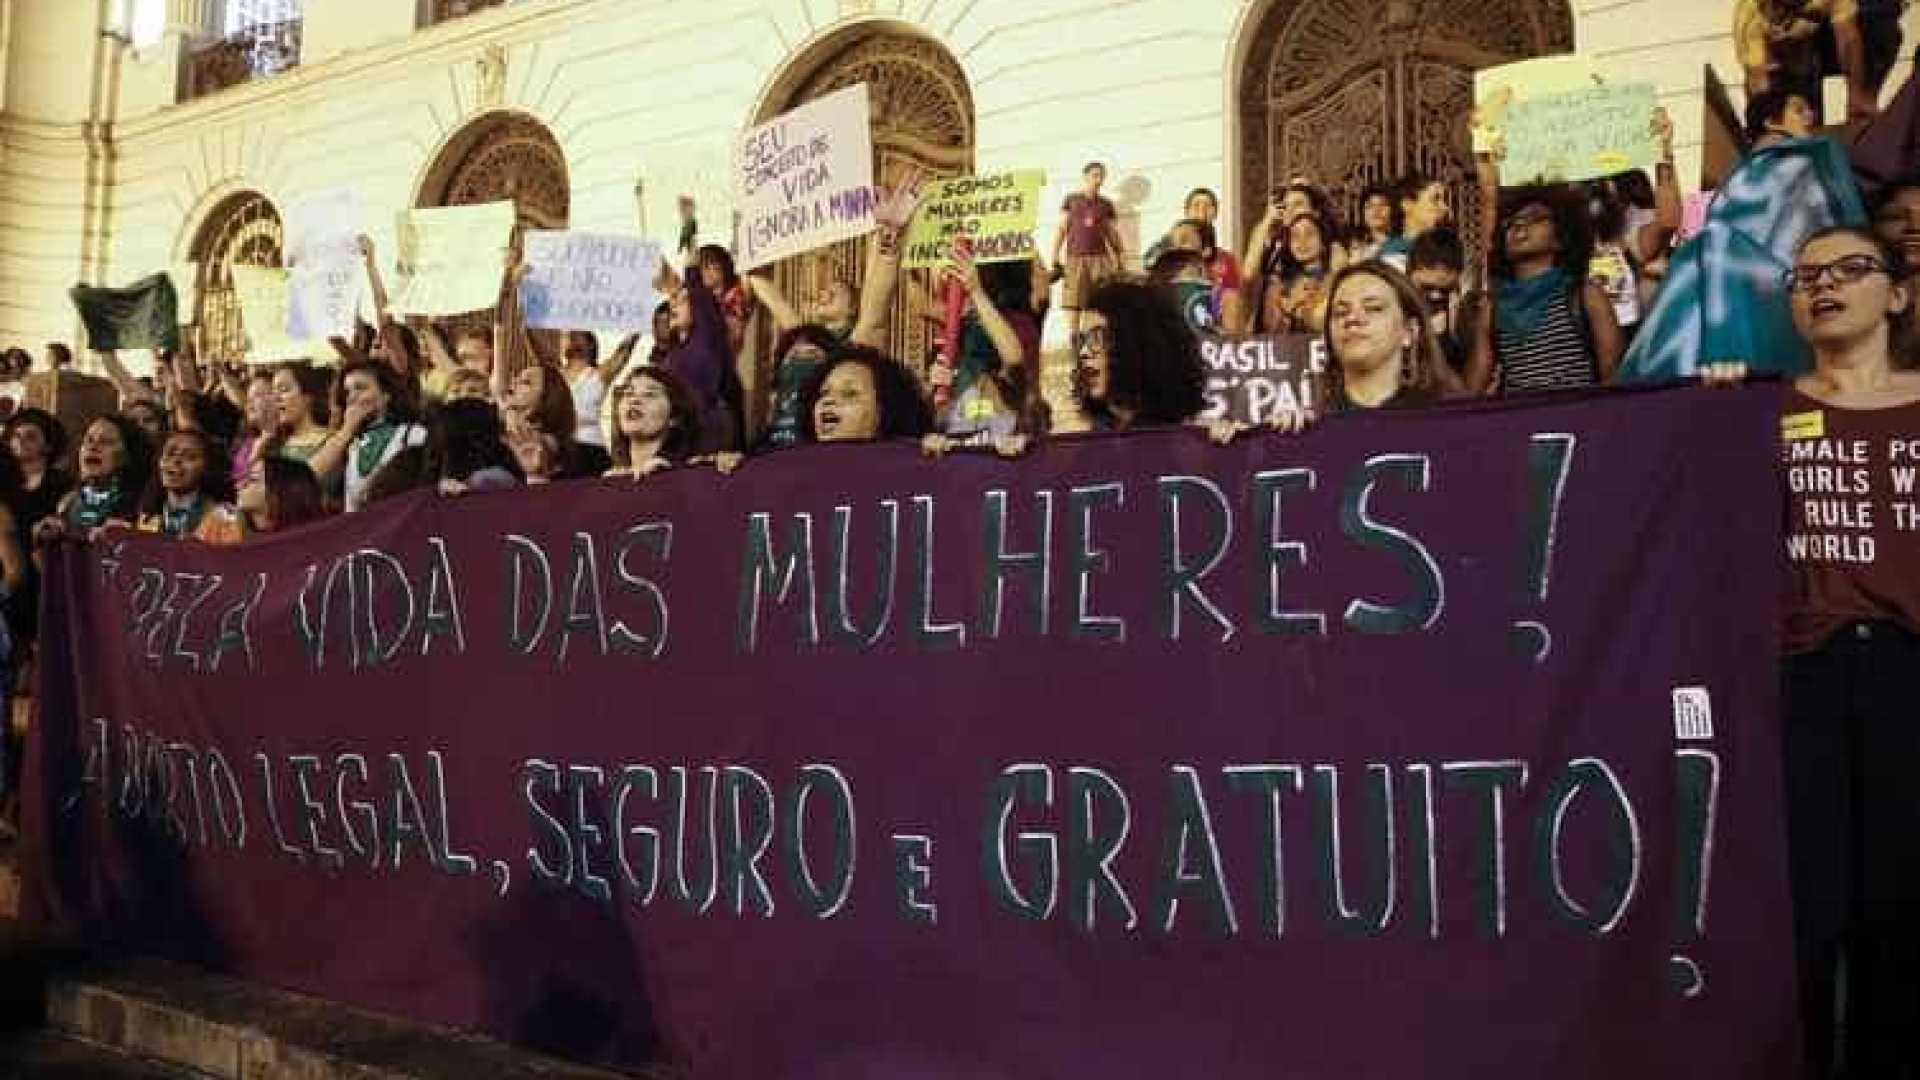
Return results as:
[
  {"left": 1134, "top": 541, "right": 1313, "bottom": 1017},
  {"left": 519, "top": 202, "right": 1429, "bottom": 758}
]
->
[{"left": 1497, "top": 286, "right": 1595, "bottom": 393}]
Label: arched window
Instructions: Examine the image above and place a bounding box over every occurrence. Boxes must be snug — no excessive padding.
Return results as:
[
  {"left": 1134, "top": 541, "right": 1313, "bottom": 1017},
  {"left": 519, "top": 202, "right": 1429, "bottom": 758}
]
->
[{"left": 188, "top": 192, "right": 285, "bottom": 362}]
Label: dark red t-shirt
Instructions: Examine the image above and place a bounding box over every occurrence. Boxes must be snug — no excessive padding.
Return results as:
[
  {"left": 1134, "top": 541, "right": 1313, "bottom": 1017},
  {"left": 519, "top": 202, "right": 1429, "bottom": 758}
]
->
[
  {"left": 1780, "top": 388, "right": 1920, "bottom": 653},
  {"left": 1062, "top": 193, "right": 1116, "bottom": 257}
]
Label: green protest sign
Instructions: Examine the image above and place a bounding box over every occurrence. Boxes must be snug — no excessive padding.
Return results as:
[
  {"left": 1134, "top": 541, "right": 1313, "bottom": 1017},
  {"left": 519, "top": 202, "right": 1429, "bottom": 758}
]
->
[
  {"left": 1501, "top": 82, "right": 1660, "bottom": 184},
  {"left": 904, "top": 169, "right": 1045, "bottom": 269}
]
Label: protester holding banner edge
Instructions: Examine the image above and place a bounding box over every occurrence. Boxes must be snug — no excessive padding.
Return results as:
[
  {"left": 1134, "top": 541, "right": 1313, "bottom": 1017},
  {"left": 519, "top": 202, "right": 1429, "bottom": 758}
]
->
[
  {"left": 132, "top": 428, "right": 242, "bottom": 545},
  {"left": 1702, "top": 223, "right": 1920, "bottom": 1077}
]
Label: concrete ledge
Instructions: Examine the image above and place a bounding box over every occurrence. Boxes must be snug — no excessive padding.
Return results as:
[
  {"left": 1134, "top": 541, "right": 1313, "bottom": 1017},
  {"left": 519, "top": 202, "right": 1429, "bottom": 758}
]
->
[
  {"left": 0, "top": 1031, "right": 207, "bottom": 1077},
  {"left": 47, "top": 957, "right": 647, "bottom": 1080}
]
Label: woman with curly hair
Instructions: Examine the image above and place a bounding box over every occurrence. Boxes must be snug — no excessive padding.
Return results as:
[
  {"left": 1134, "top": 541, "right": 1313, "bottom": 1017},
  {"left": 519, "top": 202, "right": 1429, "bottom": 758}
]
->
[
  {"left": 1073, "top": 278, "right": 1206, "bottom": 432},
  {"left": 34, "top": 414, "right": 150, "bottom": 542},
  {"left": 135, "top": 429, "right": 243, "bottom": 544},
  {"left": 798, "top": 346, "right": 932, "bottom": 444},
  {"left": 1467, "top": 183, "right": 1622, "bottom": 394}
]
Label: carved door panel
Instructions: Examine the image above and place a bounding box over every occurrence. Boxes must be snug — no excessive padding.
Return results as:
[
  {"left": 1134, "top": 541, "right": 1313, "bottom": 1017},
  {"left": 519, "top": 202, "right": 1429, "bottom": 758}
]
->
[
  {"left": 1239, "top": 0, "right": 1576, "bottom": 272},
  {"left": 1276, "top": 69, "right": 1393, "bottom": 235},
  {"left": 1272, "top": 56, "right": 1482, "bottom": 265},
  {"left": 769, "top": 33, "right": 974, "bottom": 377},
  {"left": 425, "top": 114, "right": 571, "bottom": 365}
]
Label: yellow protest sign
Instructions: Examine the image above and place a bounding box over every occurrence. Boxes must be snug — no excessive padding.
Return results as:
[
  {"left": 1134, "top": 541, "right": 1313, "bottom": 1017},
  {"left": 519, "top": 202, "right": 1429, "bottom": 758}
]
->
[
  {"left": 230, "top": 264, "right": 327, "bottom": 364},
  {"left": 1473, "top": 55, "right": 1600, "bottom": 155},
  {"left": 389, "top": 200, "right": 516, "bottom": 316},
  {"left": 903, "top": 170, "right": 1046, "bottom": 269}
]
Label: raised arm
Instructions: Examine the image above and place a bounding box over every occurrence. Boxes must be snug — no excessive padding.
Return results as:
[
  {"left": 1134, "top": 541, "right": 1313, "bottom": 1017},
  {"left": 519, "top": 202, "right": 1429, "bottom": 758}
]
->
[
  {"left": 1639, "top": 108, "right": 1683, "bottom": 265},
  {"left": 851, "top": 177, "right": 925, "bottom": 348},
  {"left": 947, "top": 247, "right": 1024, "bottom": 369},
  {"left": 1472, "top": 150, "right": 1501, "bottom": 294},
  {"left": 492, "top": 244, "right": 520, "bottom": 406},
  {"left": 358, "top": 236, "right": 419, "bottom": 379},
  {"left": 743, "top": 272, "right": 803, "bottom": 334},
  {"left": 1584, "top": 282, "right": 1625, "bottom": 383},
  {"left": 96, "top": 349, "right": 160, "bottom": 408}
]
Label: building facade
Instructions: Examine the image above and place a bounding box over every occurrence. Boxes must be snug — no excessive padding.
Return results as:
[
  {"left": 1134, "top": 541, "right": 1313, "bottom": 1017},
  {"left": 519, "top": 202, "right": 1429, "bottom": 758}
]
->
[{"left": 0, "top": 0, "right": 1912, "bottom": 383}]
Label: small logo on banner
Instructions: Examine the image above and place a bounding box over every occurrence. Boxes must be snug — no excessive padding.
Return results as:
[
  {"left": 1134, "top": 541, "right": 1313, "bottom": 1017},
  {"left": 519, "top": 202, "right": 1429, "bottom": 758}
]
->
[{"left": 1672, "top": 687, "right": 1714, "bottom": 741}]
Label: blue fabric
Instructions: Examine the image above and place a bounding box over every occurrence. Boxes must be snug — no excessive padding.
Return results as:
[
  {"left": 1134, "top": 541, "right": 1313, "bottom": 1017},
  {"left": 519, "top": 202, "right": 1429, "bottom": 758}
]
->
[
  {"left": 1495, "top": 268, "right": 1572, "bottom": 339},
  {"left": 1617, "top": 137, "right": 1866, "bottom": 383}
]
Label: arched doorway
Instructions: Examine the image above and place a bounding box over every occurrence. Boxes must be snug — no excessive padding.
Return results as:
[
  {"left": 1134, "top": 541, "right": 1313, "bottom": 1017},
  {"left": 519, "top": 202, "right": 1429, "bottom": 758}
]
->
[
  {"left": 762, "top": 29, "right": 975, "bottom": 374},
  {"left": 420, "top": 111, "right": 571, "bottom": 229},
  {"left": 1236, "top": 0, "right": 1573, "bottom": 255},
  {"left": 417, "top": 112, "right": 571, "bottom": 363},
  {"left": 188, "top": 191, "right": 285, "bottom": 362}
]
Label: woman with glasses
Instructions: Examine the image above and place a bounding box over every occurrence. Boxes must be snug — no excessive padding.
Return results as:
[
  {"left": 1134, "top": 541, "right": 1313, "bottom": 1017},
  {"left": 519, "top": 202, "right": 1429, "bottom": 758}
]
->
[
  {"left": 1072, "top": 279, "right": 1205, "bottom": 432},
  {"left": 1466, "top": 183, "right": 1622, "bottom": 395},
  {"left": 1706, "top": 225, "right": 1920, "bottom": 1077}
]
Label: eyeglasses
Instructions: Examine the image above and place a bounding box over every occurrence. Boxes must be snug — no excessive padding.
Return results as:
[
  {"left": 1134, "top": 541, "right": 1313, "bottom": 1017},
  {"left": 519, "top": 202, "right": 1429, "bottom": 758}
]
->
[
  {"left": 1505, "top": 211, "right": 1552, "bottom": 233},
  {"left": 1071, "top": 326, "right": 1112, "bottom": 355},
  {"left": 1784, "top": 254, "right": 1891, "bottom": 293}
]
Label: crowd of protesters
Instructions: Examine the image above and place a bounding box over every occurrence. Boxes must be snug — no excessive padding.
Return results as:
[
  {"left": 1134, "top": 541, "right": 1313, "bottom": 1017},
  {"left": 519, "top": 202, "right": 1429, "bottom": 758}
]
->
[{"left": 0, "top": 25, "right": 1914, "bottom": 1075}]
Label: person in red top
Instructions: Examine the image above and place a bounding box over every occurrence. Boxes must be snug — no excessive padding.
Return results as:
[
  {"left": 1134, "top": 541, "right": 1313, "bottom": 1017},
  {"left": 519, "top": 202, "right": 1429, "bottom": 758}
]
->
[
  {"left": 1052, "top": 162, "right": 1124, "bottom": 337},
  {"left": 1706, "top": 224, "right": 1920, "bottom": 1078}
]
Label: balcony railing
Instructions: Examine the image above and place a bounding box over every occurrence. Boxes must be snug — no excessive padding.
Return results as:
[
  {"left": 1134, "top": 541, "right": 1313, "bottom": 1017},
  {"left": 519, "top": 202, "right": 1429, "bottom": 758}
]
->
[
  {"left": 181, "top": 18, "right": 302, "bottom": 102},
  {"left": 423, "top": 0, "right": 512, "bottom": 26}
]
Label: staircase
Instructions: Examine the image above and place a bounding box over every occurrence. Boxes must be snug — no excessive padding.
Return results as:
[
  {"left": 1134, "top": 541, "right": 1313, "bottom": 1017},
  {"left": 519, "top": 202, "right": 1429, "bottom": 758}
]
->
[{"left": 0, "top": 841, "right": 654, "bottom": 1079}]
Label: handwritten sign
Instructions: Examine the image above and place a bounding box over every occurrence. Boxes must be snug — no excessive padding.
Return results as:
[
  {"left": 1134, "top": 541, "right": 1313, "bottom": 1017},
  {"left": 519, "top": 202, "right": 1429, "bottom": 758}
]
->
[
  {"left": 389, "top": 201, "right": 516, "bottom": 316},
  {"left": 230, "top": 264, "right": 323, "bottom": 363},
  {"left": 1501, "top": 83, "right": 1660, "bottom": 184},
  {"left": 1198, "top": 333, "right": 1326, "bottom": 423},
  {"left": 1473, "top": 55, "right": 1599, "bottom": 155},
  {"left": 903, "top": 170, "right": 1046, "bottom": 269},
  {"left": 286, "top": 186, "right": 365, "bottom": 340},
  {"left": 520, "top": 230, "right": 662, "bottom": 332},
  {"left": 736, "top": 84, "right": 875, "bottom": 271}
]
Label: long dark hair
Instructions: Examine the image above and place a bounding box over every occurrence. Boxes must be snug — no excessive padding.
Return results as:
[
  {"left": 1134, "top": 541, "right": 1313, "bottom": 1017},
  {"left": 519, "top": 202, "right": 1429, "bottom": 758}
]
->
[
  {"left": 5, "top": 407, "right": 68, "bottom": 466},
  {"left": 279, "top": 362, "right": 334, "bottom": 428},
  {"left": 139, "top": 428, "right": 235, "bottom": 518},
  {"left": 797, "top": 346, "right": 932, "bottom": 443},
  {"left": 1354, "top": 181, "right": 1403, "bottom": 241},
  {"left": 427, "top": 397, "right": 524, "bottom": 483},
  {"left": 334, "top": 358, "right": 420, "bottom": 427},
  {"left": 522, "top": 362, "right": 578, "bottom": 444},
  {"left": 261, "top": 456, "right": 326, "bottom": 531},
  {"left": 610, "top": 367, "right": 702, "bottom": 467},
  {"left": 697, "top": 244, "right": 741, "bottom": 293},
  {"left": 73, "top": 413, "right": 153, "bottom": 494},
  {"left": 1080, "top": 278, "right": 1205, "bottom": 427},
  {"left": 1273, "top": 213, "right": 1334, "bottom": 281},
  {"left": 1320, "top": 260, "right": 1445, "bottom": 408}
]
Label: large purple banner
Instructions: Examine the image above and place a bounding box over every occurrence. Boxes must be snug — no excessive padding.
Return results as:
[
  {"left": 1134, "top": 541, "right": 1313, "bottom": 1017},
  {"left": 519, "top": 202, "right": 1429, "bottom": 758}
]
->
[{"left": 24, "top": 385, "right": 1798, "bottom": 1076}]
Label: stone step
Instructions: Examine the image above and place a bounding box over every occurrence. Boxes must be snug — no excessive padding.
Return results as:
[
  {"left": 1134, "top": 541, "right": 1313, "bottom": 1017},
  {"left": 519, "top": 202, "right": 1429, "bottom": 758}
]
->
[
  {"left": 0, "top": 1031, "right": 210, "bottom": 1078},
  {"left": 46, "top": 956, "right": 653, "bottom": 1080}
]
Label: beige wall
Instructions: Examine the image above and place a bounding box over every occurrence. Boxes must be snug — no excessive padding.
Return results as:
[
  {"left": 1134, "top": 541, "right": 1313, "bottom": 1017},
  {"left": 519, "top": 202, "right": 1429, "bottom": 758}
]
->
[{"left": 0, "top": 0, "right": 1914, "bottom": 360}]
